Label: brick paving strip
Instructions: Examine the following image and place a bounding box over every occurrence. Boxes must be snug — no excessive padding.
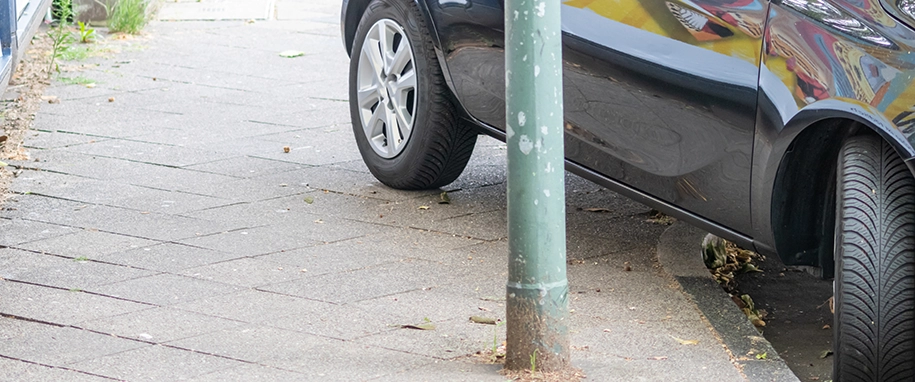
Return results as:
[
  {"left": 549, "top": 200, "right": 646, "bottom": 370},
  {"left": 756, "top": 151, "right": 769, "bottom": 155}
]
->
[{"left": 0, "top": 1, "right": 792, "bottom": 380}]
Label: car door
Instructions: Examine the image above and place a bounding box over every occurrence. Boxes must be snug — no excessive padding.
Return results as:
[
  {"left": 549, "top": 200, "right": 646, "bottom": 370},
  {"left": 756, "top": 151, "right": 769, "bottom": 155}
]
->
[{"left": 430, "top": 0, "right": 766, "bottom": 234}]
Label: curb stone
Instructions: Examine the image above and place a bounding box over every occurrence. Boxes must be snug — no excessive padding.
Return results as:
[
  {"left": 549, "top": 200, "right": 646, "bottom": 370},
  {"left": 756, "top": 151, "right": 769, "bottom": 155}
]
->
[{"left": 657, "top": 222, "right": 801, "bottom": 382}]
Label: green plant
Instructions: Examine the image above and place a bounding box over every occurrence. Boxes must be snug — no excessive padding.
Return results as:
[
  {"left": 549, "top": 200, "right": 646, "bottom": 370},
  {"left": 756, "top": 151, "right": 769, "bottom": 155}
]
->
[
  {"left": 60, "top": 46, "right": 93, "bottom": 61},
  {"left": 491, "top": 320, "right": 505, "bottom": 355},
  {"left": 58, "top": 76, "right": 95, "bottom": 85},
  {"left": 78, "top": 21, "right": 96, "bottom": 43},
  {"left": 530, "top": 349, "right": 538, "bottom": 373},
  {"left": 73, "top": 256, "right": 88, "bottom": 262},
  {"left": 47, "top": 0, "right": 75, "bottom": 76},
  {"left": 51, "top": 0, "right": 75, "bottom": 23},
  {"left": 95, "top": 0, "right": 150, "bottom": 34}
]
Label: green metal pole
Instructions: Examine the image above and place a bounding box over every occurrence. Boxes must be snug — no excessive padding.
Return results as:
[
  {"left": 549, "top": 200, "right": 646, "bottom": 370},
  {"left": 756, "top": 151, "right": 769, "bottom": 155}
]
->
[{"left": 504, "top": 0, "right": 569, "bottom": 372}]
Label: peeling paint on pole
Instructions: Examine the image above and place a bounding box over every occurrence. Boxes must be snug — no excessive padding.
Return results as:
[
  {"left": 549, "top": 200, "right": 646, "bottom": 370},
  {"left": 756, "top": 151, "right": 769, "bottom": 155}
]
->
[{"left": 504, "top": 0, "right": 569, "bottom": 373}]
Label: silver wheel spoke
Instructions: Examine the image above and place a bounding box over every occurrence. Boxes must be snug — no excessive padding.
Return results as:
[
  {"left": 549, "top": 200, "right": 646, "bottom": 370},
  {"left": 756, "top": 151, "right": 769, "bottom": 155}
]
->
[
  {"left": 388, "top": 42, "right": 411, "bottom": 76},
  {"left": 357, "top": 83, "right": 381, "bottom": 109},
  {"left": 385, "top": 106, "right": 401, "bottom": 155},
  {"left": 379, "top": 24, "right": 395, "bottom": 73},
  {"left": 393, "top": 69, "right": 416, "bottom": 96},
  {"left": 365, "top": 104, "right": 386, "bottom": 141},
  {"left": 394, "top": 105, "right": 412, "bottom": 140},
  {"left": 355, "top": 18, "right": 417, "bottom": 159},
  {"left": 363, "top": 37, "right": 384, "bottom": 79}
]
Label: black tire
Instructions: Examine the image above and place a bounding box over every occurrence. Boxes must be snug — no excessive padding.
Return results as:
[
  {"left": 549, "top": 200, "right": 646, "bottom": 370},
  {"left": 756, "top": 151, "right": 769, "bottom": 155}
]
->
[
  {"left": 348, "top": 0, "right": 476, "bottom": 190},
  {"left": 834, "top": 134, "right": 915, "bottom": 381}
]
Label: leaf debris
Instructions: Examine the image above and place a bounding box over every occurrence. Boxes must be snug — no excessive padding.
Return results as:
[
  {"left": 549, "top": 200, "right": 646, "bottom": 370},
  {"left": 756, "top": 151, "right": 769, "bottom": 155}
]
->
[
  {"left": 671, "top": 336, "right": 699, "bottom": 345},
  {"left": 470, "top": 316, "right": 498, "bottom": 325},
  {"left": 279, "top": 50, "right": 305, "bottom": 58}
]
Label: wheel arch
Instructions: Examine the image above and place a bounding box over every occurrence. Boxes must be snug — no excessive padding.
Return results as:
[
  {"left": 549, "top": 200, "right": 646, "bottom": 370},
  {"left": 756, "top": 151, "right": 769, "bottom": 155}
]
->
[
  {"left": 767, "top": 101, "right": 915, "bottom": 275},
  {"left": 342, "top": 0, "right": 442, "bottom": 57}
]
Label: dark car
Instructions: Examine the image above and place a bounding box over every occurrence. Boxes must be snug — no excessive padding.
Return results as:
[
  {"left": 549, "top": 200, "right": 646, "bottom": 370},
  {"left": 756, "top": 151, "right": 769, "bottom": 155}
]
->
[{"left": 340, "top": 0, "right": 915, "bottom": 379}]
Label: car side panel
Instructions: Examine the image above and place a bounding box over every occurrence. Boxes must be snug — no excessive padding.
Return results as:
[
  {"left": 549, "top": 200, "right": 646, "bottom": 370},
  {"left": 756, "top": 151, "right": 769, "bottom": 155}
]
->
[
  {"left": 429, "top": 0, "right": 764, "bottom": 235},
  {"left": 751, "top": 0, "right": 915, "bottom": 259},
  {"left": 560, "top": 0, "right": 764, "bottom": 235}
]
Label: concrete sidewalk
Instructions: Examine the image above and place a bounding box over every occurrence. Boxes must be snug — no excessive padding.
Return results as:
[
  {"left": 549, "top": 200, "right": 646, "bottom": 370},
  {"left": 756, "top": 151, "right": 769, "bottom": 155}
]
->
[{"left": 1, "top": 1, "right": 786, "bottom": 380}]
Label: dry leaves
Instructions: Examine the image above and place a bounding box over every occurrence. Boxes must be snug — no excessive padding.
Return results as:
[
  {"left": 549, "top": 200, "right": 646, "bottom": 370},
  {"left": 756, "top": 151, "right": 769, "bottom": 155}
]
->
[
  {"left": 470, "top": 316, "right": 498, "bottom": 325},
  {"left": 279, "top": 50, "right": 305, "bottom": 58},
  {"left": 671, "top": 336, "right": 699, "bottom": 345},
  {"left": 401, "top": 323, "right": 436, "bottom": 330},
  {"left": 645, "top": 209, "right": 675, "bottom": 225}
]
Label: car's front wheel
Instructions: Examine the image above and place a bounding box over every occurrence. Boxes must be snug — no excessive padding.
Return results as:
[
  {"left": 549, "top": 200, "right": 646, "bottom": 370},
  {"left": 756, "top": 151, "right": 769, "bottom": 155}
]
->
[
  {"left": 348, "top": 0, "right": 476, "bottom": 190},
  {"left": 834, "top": 134, "right": 915, "bottom": 381}
]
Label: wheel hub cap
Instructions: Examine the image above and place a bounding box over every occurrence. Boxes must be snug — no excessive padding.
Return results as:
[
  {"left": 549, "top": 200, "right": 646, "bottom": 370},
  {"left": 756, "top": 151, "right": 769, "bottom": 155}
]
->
[{"left": 355, "top": 19, "right": 418, "bottom": 158}]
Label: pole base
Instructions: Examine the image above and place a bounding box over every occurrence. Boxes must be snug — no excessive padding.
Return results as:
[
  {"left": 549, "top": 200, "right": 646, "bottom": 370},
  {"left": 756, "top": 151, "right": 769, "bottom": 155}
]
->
[{"left": 505, "top": 281, "right": 571, "bottom": 372}]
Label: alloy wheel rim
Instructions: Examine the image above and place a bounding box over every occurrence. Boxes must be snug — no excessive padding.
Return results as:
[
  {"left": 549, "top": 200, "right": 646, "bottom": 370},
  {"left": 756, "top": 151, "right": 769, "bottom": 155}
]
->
[{"left": 356, "top": 18, "right": 418, "bottom": 159}]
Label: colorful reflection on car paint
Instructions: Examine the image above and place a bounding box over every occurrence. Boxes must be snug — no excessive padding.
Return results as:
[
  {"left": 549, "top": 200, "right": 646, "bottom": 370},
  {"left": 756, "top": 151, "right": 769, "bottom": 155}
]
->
[
  {"left": 765, "top": 0, "right": 915, "bottom": 144},
  {"left": 563, "top": 0, "right": 915, "bottom": 147},
  {"left": 563, "top": 0, "right": 765, "bottom": 66}
]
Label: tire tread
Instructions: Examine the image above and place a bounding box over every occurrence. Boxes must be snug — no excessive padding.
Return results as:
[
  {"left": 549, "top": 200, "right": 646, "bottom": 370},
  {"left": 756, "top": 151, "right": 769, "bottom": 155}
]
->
[{"left": 835, "top": 135, "right": 915, "bottom": 382}]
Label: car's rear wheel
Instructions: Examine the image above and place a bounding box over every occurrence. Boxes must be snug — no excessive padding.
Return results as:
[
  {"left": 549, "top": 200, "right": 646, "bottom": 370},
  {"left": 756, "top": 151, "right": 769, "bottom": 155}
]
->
[
  {"left": 834, "top": 134, "right": 915, "bottom": 381},
  {"left": 348, "top": 0, "right": 476, "bottom": 190}
]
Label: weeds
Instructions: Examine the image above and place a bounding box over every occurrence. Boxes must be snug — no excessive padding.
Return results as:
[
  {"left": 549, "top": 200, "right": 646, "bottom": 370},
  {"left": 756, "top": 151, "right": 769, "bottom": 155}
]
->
[
  {"left": 47, "top": 0, "right": 75, "bottom": 77},
  {"left": 530, "top": 349, "right": 538, "bottom": 373},
  {"left": 95, "top": 0, "right": 150, "bottom": 34},
  {"left": 486, "top": 320, "right": 506, "bottom": 362},
  {"left": 58, "top": 76, "right": 95, "bottom": 85},
  {"left": 78, "top": 21, "right": 96, "bottom": 43}
]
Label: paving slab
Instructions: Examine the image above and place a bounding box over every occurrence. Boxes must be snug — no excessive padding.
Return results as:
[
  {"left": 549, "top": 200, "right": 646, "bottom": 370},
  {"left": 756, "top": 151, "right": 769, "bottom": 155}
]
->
[
  {"left": 259, "top": 258, "right": 467, "bottom": 304},
  {"left": 187, "top": 363, "right": 308, "bottom": 381},
  {"left": 0, "top": 247, "right": 156, "bottom": 289},
  {"left": 15, "top": 150, "right": 165, "bottom": 180},
  {"left": 172, "top": 289, "right": 399, "bottom": 340},
  {"left": 258, "top": 228, "right": 482, "bottom": 276},
  {"left": 92, "top": 273, "right": 242, "bottom": 306},
  {"left": 356, "top": 318, "right": 504, "bottom": 360},
  {"left": 181, "top": 257, "right": 309, "bottom": 288},
  {"left": 78, "top": 306, "right": 245, "bottom": 344},
  {"left": 166, "top": 324, "right": 342, "bottom": 363},
  {"left": 158, "top": 0, "right": 274, "bottom": 21},
  {"left": 11, "top": 169, "right": 228, "bottom": 214},
  {"left": 67, "top": 344, "right": 247, "bottom": 380},
  {"left": 385, "top": 359, "right": 507, "bottom": 382},
  {"left": 275, "top": 0, "right": 338, "bottom": 22},
  {"left": 184, "top": 155, "right": 309, "bottom": 178},
  {"left": 114, "top": 165, "right": 244, "bottom": 196},
  {"left": 0, "top": 280, "right": 153, "bottom": 325},
  {"left": 0, "top": 218, "right": 80, "bottom": 247},
  {"left": 33, "top": 105, "right": 181, "bottom": 138},
  {"left": 66, "top": 139, "right": 237, "bottom": 168},
  {"left": 0, "top": 357, "right": 112, "bottom": 382},
  {"left": 0, "top": 318, "right": 146, "bottom": 366},
  {"left": 21, "top": 129, "right": 111, "bottom": 150},
  {"left": 176, "top": 224, "right": 325, "bottom": 257},
  {"left": 354, "top": 287, "right": 506, "bottom": 326},
  {"left": 93, "top": 242, "right": 242, "bottom": 273},
  {"left": 256, "top": 338, "right": 434, "bottom": 380},
  {"left": 15, "top": 203, "right": 245, "bottom": 242}
]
